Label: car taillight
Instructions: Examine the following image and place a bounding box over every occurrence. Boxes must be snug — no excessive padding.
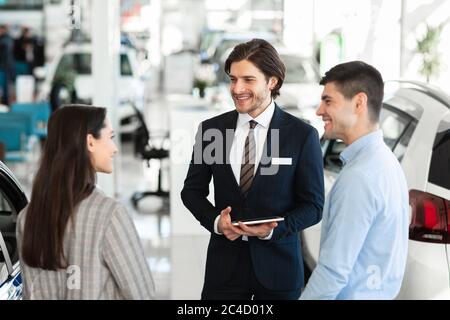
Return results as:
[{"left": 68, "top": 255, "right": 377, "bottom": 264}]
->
[{"left": 409, "top": 190, "right": 450, "bottom": 243}]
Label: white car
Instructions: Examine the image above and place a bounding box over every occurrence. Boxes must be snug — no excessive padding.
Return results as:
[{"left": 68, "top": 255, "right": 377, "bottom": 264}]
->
[
  {"left": 302, "top": 80, "right": 450, "bottom": 299},
  {"left": 37, "top": 42, "right": 147, "bottom": 136},
  {"left": 0, "top": 161, "right": 27, "bottom": 300}
]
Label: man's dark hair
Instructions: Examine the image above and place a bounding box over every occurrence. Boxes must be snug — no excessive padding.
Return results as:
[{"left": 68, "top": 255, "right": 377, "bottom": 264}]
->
[
  {"left": 224, "top": 38, "right": 286, "bottom": 99},
  {"left": 320, "top": 61, "right": 384, "bottom": 123}
]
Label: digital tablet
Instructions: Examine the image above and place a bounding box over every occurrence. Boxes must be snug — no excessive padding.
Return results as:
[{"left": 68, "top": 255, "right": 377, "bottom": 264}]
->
[{"left": 231, "top": 216, "right": 284, "bottom": 226}]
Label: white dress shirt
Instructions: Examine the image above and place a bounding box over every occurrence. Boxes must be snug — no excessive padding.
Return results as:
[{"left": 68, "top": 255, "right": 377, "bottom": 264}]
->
[{"left": 214, "top": 100, "right": 275, "bottom": 240}]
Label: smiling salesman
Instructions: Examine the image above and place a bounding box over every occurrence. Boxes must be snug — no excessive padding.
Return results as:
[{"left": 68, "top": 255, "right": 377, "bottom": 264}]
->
[{"left": 181, "top": 39, "right": 324, "bottom": 300}]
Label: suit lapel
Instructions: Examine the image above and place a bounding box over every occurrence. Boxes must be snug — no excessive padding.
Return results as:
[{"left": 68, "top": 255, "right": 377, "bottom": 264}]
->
[
  {"left": 220, "top": 110, "right": 241, "bottom": 193},
  {"left": 251, "top": 104, "right": 288, "bottom": 190}
]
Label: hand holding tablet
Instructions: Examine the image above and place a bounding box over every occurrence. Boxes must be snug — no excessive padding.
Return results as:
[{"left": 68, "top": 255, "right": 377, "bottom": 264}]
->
[{"left": 231, "top": 216, "right": 284, "bottom": 226}]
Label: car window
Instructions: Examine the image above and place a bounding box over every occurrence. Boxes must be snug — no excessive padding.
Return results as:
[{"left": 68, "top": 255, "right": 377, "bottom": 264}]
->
[
  {"left": 393, "top": 120, "right": 417, "bottom": 162},
  {"left": 428, "top": 117, "right": 450, "bottom": 190},
  {"left": 379, "top": 105, "right": 412, "bottom": 149},
  {"left": 120, "top": 53, "right": 133, "bottom": 76},
  {"left": 323, "top": 139, "right": 345, "bottom": 173},
  {"left": 74, "top": 53, "right": 92, "bottom": 75},
  {"left": 54, "top": 53, "right": 92, "bottom": 81},
  {"left": 53, "top": 54, "right": 76, "bottom": 86},
  {"left": 56, "top": 52, "right": 133, "bottom": 78}
]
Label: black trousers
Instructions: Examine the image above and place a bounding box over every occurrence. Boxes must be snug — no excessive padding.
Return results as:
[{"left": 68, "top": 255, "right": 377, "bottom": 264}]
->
[{"left": 201, "top": 241, "right": 301, "bottom": 300}]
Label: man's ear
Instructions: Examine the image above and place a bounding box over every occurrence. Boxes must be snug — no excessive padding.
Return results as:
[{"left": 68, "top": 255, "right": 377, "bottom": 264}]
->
[
  {"left": 354, "top": 92, "right": 368, "bottom": 115},
  {"left": 87, "top": 134, "right": 95, "bottom": 153},
  {"left": 269, "top": 76, "right": 278, "bottom": 90}
]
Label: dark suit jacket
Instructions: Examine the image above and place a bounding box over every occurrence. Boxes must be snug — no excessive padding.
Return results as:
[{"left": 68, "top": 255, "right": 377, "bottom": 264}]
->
[{"left": 181, "top": 104, "right": 324, "bottom": 291}]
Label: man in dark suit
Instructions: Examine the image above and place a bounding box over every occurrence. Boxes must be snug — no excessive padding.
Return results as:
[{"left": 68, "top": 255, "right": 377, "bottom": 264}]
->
[{"left": 181, "top": 39, "right": 324, "bottom": 300}]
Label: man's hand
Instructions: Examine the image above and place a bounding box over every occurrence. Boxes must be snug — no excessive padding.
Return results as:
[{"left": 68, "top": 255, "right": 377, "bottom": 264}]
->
[
  {"left": 218, "top": 207, "right": 242, "bottom": 241},
  {"left": 237, "top": 221, "right": 278, "bottom": 238},
  {"left": 218, "top": 207, "right": 279, "bottom": 240}
]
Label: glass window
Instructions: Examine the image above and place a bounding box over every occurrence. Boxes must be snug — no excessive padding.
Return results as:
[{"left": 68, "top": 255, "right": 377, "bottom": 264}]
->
[
  {"left": 379, "top": 105, "right": 411, "bottom": 150},
  {"left": 120, "top": 53, "right": 133, "bottom": 76},
  {"left": 428, "top": 119, "right": 450, "bottom": 189},
  {"left": 54, "top": 53, "right": 91, "bottom": 78},
  {"left": 55, "top": 52, "right": 131, "bottom": 79},
  {"left": 75, "top": 53, "right": 92, "bottom": 75},
  {"left": 54, "top": 54, "right": 75, "bottom": 83},
  {"left": 0, "top": 193, "right": 11, "bottom": 213},
  {"left": 0, "top": 0, "right": 43, "bottom": 9},
  {"left": 323, "top": 139, "right": 345, "bottom": 173},
  {"left": 393, "top": 120, "right": 417, "bottom": 162}
]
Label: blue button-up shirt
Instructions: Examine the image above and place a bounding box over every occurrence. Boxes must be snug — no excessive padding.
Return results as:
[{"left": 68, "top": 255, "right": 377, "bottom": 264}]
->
[{"left": 300, "top": 130, "right": 409, "bottom": 300}]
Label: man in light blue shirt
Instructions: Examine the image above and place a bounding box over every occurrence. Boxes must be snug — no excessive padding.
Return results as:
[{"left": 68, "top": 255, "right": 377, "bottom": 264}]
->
[{"left": 300, "top": 61, "right": 409, "bottom": 300}]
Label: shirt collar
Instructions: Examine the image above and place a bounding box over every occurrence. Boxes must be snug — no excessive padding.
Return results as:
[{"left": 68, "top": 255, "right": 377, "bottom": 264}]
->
[
  {"left": 237, "top": 100, "right": 275, "bottom": 129},
  {"left": 340, "top": 129, "right": 384, "bottom": 165}
]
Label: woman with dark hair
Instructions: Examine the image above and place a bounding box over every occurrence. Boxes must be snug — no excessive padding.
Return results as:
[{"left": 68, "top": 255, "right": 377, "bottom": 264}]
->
[{"left": 16, "top": 105, "right": 155, "bottom": 299}]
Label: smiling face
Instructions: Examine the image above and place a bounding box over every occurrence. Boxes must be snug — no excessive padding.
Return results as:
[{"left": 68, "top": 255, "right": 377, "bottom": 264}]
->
[
  {"left": 316, "top": 82, "right": 358, "bottom": 144},
  {"left": 229, "top": 59, "right": 277, "bottom": 118},
  {"left": 87, "top": 118, "right": 118, "bottom": 174}
]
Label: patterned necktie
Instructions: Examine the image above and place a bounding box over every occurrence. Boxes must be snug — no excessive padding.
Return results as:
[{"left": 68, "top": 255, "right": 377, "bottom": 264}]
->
[{"left": 240, "top": 120, "right": 257, "bottom": 196}]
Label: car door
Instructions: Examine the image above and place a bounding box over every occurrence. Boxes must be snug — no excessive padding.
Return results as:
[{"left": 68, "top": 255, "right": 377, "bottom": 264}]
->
[{"left": 0, "top": 161, "right": 28, "bottom": 300}]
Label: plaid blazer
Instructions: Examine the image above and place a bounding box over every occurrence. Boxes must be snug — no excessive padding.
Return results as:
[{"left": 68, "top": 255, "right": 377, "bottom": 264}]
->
[{"left": 17, "top": 188, "right": 155, "bottom": 300}]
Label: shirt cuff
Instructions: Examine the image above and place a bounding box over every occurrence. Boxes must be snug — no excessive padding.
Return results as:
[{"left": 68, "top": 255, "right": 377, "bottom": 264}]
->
[
  {"left": 258, "top": 229, "right": 273, "bottom": 240},
  {"left": 214, "top": 215, "right": 222, "bottom": 235}
]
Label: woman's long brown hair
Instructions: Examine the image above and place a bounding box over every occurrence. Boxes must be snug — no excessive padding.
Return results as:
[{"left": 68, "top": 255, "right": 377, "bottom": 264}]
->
[{"left": 21, "top": 105, "right": 107, "bottom": 270}]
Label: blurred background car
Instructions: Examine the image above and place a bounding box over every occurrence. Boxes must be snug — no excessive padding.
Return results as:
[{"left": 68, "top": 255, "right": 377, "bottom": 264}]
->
[
  {"left": 36, "top": 40, "right": 150, "bottom": 139},
  {"left": 199, "top": 30, "right": 278, "bottom": 65},
  {"left": 273, "top": 48, "right": 323, "bottom": 133},
  {"left": 301, "top": 80, "right": 450, "bottom": 299},
  {"left": 0, "top": 161, "right": 27, "bottom": 300}
]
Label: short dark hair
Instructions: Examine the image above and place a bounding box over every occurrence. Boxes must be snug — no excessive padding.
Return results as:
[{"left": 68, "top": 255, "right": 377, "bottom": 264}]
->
[
  {"left": 320, "top": 61, "right": 384, "bottom": 123},
  {"left": 224, "top": 38, "right": 286, "bottom": 99}
]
